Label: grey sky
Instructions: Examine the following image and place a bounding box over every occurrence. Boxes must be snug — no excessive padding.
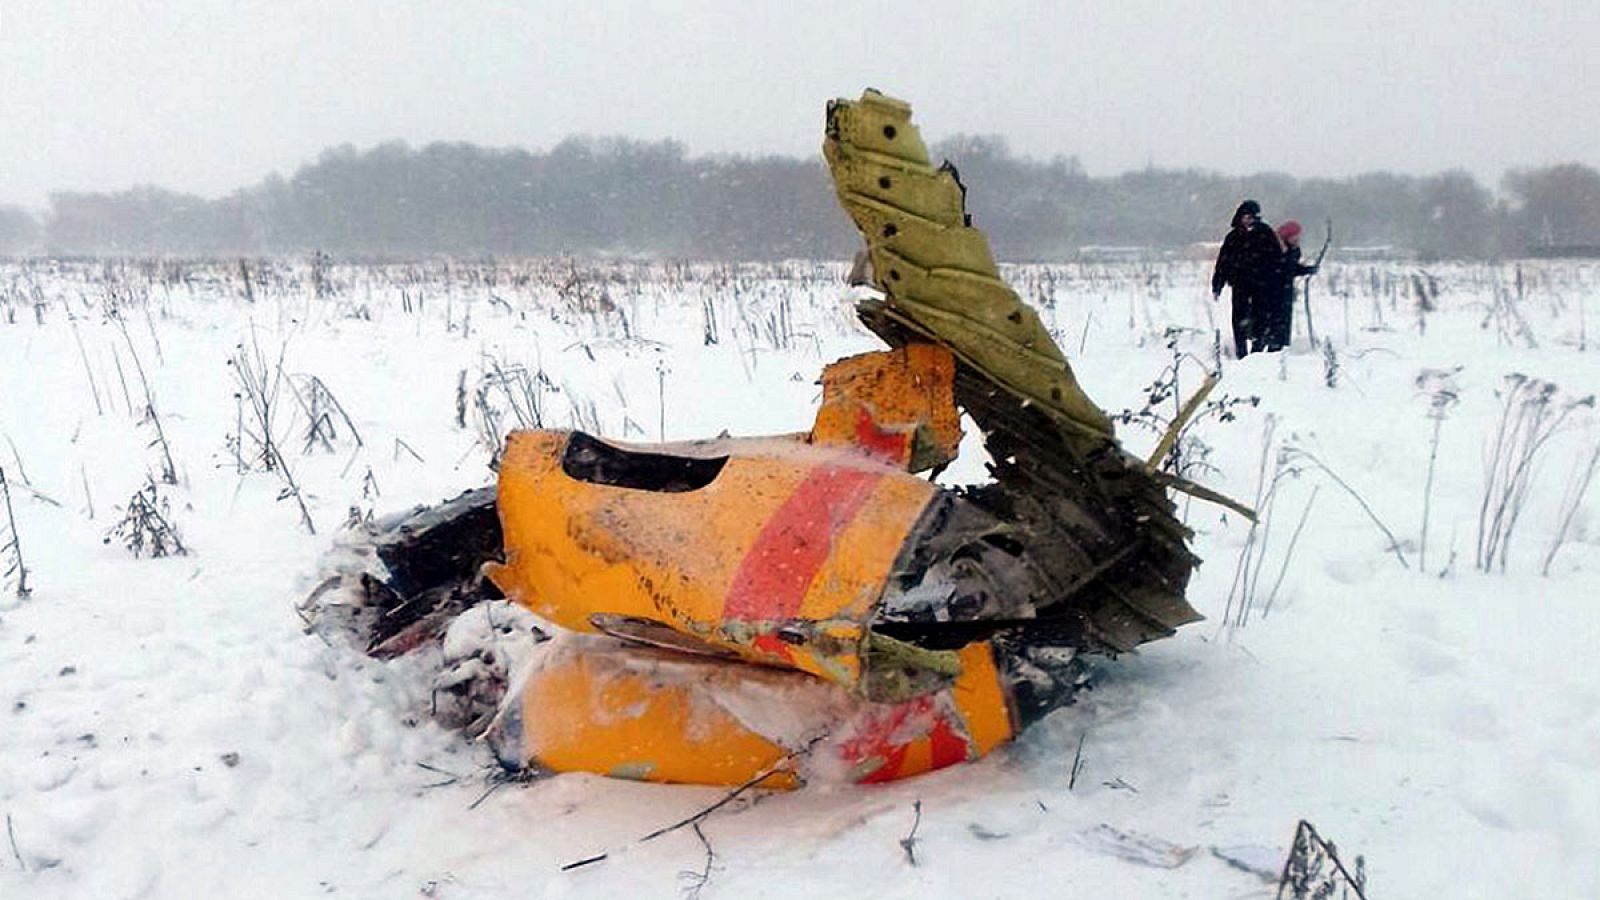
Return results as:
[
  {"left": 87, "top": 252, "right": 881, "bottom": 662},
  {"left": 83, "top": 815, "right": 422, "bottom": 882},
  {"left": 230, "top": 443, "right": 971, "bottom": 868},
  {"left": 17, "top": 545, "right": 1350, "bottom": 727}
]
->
[{"left": 2, "top": 0, "right": 1596, "bottom": 206}]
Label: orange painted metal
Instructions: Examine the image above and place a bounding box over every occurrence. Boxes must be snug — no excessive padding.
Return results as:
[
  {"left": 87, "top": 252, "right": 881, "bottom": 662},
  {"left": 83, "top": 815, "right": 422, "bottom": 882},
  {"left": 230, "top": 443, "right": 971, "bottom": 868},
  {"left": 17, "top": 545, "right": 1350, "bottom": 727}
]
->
[
  {"left": 482, "top": 343, "right": 1033, "bottom": 787},
  {"left": 486, "top": 430, "right": 937, "bottom": 690},
  {"left": 514, "top": 640, "right": 801, "bottom": 788},
  {"left": 809, "top": 344, "right": 962, "bottom": 471},
  {"left": 507, "top": 636, "right": 1017, "bottom": 788}
]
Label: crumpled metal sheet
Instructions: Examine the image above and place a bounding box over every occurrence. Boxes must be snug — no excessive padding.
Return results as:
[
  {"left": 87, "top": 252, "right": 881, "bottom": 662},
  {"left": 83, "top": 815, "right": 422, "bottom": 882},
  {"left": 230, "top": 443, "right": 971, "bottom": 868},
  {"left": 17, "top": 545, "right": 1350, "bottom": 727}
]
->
[
  {"left": 364, "top": 91, "right": 1211, "bottom": 789},
  {"left": 826, "top": 89, "right": 1201, "bottom": 655},
  {"left": 824, "top": 89, "right": 1114, "bottom": 441}
]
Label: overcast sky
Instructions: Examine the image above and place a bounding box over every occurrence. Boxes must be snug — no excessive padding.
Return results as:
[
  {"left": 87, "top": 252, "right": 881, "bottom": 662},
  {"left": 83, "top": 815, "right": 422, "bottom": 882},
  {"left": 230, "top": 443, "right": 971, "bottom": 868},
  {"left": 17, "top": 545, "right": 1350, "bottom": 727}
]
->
[{"left": 2, "top": 0, "right": 1596, "bottom": 206}]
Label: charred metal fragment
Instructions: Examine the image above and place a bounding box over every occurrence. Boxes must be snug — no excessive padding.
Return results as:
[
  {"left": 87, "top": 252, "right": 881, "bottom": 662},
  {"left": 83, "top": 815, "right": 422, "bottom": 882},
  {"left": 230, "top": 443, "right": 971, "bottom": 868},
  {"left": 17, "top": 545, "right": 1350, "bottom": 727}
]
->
[
  {"left": 561, "top": 431, "right": 729, "bottom": 493},
  {"left": 876, "top": 493, "right": 1055, "bottom": 631},
  {"left": 991, "top": 624, "right": 1090, "bottom": 728},
  {"left": 366, "top": 486, "right": 504, "bottom": 653},
  {"left": 371, "top": 486, "right": 502, "bottom": 598}
]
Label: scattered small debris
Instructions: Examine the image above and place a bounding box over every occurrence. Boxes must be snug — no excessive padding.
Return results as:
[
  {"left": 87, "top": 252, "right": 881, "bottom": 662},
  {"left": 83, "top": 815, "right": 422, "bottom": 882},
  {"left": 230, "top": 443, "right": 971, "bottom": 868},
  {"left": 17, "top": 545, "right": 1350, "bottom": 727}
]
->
[
  {"left": 7, "top": 812, "right": 25, "bottom": 872},
  {"left": 1073, "top": 824, "right": 1197, "bottom": 869},
  {"left": 220, "top": 752, "right": 241, "bottom": 768},
  {"left": 1068, "top": 730, "right": 1087, "bottom": 790},
  {"left": 899, "top": 800, "right": 923, "bottom": 866},
  {"left": 678, "top": 821, "right": 716, "bottom": 900},
  {"left": 1211, "top": 844, "right": 1281, "bottom": 882},
  {"left": 415, "top": 761, "right": 463, "bottom": 788},
  {"left": 418, "top": 875, "right": 458, "bottom": 898},
  {"left": 560, "top": 853, "right": 607, "bottom": 872},
  {"left": 467, "top": 767, "right": 540, "bottom": 811},
  {"left": 967, "top": 823, "right": 1008, "bottom": 841}
]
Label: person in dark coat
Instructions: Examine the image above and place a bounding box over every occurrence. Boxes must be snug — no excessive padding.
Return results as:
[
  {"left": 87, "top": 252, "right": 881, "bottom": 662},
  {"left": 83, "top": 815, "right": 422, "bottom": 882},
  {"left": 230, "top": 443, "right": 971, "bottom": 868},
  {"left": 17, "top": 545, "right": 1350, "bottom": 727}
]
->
[
  {"left": 1263, "top": 220, "right": 1319, "bottom": 351},
  {"left": 1211, "top": 200, "right": 1283, "bottom": 358}
]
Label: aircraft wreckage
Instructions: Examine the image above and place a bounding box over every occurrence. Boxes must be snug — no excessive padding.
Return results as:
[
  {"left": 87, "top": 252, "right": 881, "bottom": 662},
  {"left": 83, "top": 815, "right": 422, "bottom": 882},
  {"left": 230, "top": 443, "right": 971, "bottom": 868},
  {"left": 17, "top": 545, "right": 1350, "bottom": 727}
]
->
[{"left": 321, "top": 90, "right": 1238, "bottom": 787}]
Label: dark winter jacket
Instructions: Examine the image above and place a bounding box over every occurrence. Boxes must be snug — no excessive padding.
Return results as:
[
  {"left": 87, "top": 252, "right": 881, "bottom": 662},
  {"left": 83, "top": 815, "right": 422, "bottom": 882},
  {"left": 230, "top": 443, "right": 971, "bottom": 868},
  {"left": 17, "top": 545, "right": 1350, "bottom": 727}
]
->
[
  {"left": 1211, "top": 205, "right": 1284, "bottom": 295},
  {"left": 1276, "top": 244, "right": 1318, "bottom": 298}
]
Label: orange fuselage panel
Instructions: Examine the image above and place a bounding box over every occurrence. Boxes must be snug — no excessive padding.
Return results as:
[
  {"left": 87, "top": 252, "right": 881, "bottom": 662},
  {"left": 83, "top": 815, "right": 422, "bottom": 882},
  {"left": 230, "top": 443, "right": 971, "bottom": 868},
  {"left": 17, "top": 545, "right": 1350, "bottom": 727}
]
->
[
  {"left": 487, "top": 430, "right": 937, "bottom": 689},
  {"left": 506, "top": 636, "right": 1015, "bottom": 787}
]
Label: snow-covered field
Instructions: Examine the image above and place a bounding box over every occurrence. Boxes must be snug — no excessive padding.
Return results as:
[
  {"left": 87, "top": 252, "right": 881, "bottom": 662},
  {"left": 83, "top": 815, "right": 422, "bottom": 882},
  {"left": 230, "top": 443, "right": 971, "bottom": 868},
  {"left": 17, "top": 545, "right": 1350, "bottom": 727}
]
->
[{"left": 2, "top": 256, "right": 1598, "bottom": 898}]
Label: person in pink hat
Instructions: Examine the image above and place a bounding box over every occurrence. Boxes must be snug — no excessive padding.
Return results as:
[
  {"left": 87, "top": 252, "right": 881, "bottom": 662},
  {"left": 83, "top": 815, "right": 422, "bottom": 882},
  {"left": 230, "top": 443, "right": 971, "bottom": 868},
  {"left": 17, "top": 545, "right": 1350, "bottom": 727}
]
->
[{"left": 1263, "top": 219, "right": 1319, "bottom": 351}]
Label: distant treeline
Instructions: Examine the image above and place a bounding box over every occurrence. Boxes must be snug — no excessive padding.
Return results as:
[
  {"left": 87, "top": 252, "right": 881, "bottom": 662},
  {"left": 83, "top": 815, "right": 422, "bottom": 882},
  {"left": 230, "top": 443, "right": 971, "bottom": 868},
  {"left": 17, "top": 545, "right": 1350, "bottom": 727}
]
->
[{"left": 4, "top": 136, "right": 1599, "bottom": 260}]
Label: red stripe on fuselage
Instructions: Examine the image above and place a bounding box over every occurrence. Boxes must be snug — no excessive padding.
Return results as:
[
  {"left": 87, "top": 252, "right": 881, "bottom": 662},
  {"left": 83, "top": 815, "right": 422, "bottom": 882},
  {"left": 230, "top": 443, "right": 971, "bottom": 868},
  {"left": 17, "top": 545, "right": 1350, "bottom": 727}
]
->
[{"left": 723, "top": 464, "right": 882, "bottom": 621}]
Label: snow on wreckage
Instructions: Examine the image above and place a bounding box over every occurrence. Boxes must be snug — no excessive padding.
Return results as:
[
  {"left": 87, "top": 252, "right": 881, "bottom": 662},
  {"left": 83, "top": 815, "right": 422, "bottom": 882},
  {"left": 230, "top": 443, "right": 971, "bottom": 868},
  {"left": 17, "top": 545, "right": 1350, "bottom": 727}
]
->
[{"left": 306, "top": 90, "right": 1233, "bottom": 788}]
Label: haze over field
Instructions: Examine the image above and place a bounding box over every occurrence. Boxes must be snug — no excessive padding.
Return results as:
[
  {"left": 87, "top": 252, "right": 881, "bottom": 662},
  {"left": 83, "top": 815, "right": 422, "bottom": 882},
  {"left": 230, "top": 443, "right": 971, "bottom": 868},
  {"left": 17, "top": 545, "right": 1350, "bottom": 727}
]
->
[{"left": 3, "top": 0, "right": 1597, "bottom": 206}]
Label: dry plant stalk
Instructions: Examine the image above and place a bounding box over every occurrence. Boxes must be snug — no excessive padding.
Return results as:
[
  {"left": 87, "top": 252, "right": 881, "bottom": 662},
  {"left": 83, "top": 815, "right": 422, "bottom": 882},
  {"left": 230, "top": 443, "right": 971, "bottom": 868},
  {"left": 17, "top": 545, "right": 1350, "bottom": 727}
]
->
[
  {"left": 1541, "top": 438, "right": 1600, "bottom": 576},
  {"left": 0, "top": 467, "right": 31, "bottom": 597},
  {"left": 229, "top": 335, "right": 316, "bottom": 534},
  {"left": 111, "top": 310, "right": 178, "bottom": 484},
  {"left": 288, "top": 374, "right": 364, "bottom": 455},
  {"left": 1416, "top": 367, "right": 1463, "bottom": 573},
  {"left": 105, "top": 478, "right": 187, "bottom": 558},
  {"left": 468, "top": 354, "right": 550, "bottom": 466},
  {"left": 1476, "top": 375, "right": 1593, "bottom": 572}
]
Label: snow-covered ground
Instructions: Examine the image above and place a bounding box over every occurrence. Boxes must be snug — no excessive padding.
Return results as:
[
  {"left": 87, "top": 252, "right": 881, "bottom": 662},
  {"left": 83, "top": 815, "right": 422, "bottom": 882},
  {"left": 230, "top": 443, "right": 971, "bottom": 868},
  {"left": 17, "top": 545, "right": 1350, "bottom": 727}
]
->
[{"left": 2, "top": 257, "right": 1598, "bottom": 898}]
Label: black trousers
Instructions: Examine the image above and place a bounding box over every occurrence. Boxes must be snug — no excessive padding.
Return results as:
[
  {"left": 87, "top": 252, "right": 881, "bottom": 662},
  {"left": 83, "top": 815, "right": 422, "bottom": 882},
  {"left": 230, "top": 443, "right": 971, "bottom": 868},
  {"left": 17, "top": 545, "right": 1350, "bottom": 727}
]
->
[
  {"left": 1256, "top": 287, "right": 1293, "bottom": 351},
  {"left": 1229, "top": 286, "right": 1267, "bottom": 358},
  {"left": 1271, "top": 287, "right": 1294, "bottom": 349}
]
